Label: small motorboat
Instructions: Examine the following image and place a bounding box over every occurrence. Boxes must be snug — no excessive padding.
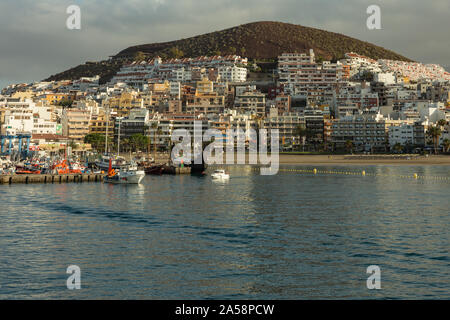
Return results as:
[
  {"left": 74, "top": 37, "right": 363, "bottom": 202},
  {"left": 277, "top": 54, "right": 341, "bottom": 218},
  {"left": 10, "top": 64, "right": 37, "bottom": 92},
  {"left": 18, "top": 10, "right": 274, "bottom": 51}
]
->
[{"left": 211, "top": 169, "right": 230, "bottom": 180}]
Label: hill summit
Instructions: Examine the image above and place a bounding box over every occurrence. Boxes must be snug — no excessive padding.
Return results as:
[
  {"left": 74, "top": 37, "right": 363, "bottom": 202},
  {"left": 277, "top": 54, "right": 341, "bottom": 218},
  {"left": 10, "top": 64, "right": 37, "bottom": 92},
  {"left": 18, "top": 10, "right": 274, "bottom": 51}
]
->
[{"left": 45, "top": 21, "right": 411, "bottom": 83}]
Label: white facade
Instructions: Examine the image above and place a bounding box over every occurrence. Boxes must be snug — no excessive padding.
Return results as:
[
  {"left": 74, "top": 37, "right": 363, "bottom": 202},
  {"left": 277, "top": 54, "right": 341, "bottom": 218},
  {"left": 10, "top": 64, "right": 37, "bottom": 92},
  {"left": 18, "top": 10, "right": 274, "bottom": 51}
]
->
[
  {"left": 218, "top": 65, "right": 247, "bottom": 82},
  {"left": 32, "top": 104, "right": 58, "bottom": 135},
  {"left": 111, "top": 55, "right": 248, "bottom": 88},
  {"left": 389, "top": 124, "right": 414, "bottom": 146},
  {"left": 278, "top": 50, "right": 344, "bottom": 103},
  {"left": 374, "top": 72, "right": 396, "bottom": 85},
  {"left": 2, "top": 99, "right": 35, "bottom": 135},
  {"left": 170, "top": 82, "right": 181, "bottom": 98}
]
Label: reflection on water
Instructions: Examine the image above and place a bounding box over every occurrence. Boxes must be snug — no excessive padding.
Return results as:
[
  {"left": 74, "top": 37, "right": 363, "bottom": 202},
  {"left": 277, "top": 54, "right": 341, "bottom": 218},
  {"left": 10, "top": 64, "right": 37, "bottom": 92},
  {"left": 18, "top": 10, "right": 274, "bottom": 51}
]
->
[{"left": 0, "top": 165, "right": 449, "bottom": 299}]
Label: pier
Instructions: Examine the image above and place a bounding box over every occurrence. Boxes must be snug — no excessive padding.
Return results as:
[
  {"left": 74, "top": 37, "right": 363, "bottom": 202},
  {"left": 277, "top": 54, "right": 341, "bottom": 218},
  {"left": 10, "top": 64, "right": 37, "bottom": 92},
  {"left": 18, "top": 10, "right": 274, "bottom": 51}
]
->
[{"left": 0, "top": 173, "right": 105, "bottom": 185}]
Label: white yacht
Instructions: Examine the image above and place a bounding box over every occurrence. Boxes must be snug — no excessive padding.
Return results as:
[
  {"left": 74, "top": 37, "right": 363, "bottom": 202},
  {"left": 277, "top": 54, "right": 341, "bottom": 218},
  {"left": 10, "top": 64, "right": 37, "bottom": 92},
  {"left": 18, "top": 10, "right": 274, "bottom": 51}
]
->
[
  {"left": 96, "top": 155, "right": 128, "bottom": 171},
  {"left": 211, "top": 169, "right": 230, "bottom": 180},
  {"left": 104, "top": 162, "right": 145, "bottom": 184}
]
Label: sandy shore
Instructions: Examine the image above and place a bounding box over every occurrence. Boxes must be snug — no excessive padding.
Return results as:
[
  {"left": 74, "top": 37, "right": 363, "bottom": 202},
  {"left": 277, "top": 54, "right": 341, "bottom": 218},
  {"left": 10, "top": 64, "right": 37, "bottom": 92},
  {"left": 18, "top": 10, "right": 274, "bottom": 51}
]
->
[
  {"left": 278, "top": 154, "right": 450, "bottom": 166},
  {"left": 141, "top": 153, "right": 450, "bottom": 166}
]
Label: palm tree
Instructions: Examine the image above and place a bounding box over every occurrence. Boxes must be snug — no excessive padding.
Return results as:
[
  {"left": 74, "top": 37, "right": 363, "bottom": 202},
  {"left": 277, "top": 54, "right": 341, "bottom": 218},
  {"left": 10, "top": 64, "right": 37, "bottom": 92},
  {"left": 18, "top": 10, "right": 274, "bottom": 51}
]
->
[
  {"left": 427, "top": 126, "right": 442, "bottom": 154},
  {"left": 129, "top": 134, "right": 144, "bottom": 152},
  {"left": 253, "top": 115, "right": 265, "bottom": 151},
  {"left": 443, "top": 139, "right": 450, "bottom": 153},
  {"left": 121, "top": 138, "right": 129, "bottom": 153},
  {"left": 68, "top": 140, "right": 78, "bottom": 150},
  {"left": 393, "top": 143, "right": 403, "bottom": 154},
  {"left": 345, "top": 140, "right": 354, "bottom": 154},
  {"left": 151, "top": 122, "right": 160, "bottom": 161},
  {"left": 296, "top": 125, "right": 308, "bottom": 152},
  {"left": 157, "top": 128, "right": 163, "bottom": 155},
  {"left": 437, "top": 119, "right": 447, "bottom": 128}
]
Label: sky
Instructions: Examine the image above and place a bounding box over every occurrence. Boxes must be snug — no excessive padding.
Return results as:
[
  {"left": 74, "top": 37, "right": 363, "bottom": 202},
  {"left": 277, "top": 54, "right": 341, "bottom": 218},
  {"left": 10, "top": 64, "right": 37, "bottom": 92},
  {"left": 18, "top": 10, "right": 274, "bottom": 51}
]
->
[{"left": 0, "top": 0, "right": 449, "bottom": 89}]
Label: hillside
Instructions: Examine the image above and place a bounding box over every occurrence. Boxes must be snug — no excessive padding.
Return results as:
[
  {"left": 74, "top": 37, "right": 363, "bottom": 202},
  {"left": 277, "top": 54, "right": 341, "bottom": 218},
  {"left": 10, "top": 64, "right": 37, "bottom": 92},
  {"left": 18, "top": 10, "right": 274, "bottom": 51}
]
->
[{"left": 45, "top": 21, "right": 412, "bottom": 83}]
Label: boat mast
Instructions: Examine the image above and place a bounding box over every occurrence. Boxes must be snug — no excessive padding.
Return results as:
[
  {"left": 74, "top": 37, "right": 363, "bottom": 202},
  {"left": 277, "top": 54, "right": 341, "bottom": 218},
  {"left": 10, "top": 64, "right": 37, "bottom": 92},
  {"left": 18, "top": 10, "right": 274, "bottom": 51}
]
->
[
  {"left": 117, "top": 119, "right": 121, "bottom": 157},
  {"left": 105, "top": 105, "right": 109, "bottom": 155}
]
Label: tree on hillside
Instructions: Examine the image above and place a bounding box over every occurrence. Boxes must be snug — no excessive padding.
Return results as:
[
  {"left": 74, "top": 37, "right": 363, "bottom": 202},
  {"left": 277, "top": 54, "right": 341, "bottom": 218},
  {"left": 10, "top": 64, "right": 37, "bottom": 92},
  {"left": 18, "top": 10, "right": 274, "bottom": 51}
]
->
[
  {"left": 169, "top": 47, "right": 184, "bottom": 59},
  {"left": 134, "top": 51, "right": 147, "bottom": 62},
  {"left": 59, "top": 100, "right": 73, "bottom": 108}
]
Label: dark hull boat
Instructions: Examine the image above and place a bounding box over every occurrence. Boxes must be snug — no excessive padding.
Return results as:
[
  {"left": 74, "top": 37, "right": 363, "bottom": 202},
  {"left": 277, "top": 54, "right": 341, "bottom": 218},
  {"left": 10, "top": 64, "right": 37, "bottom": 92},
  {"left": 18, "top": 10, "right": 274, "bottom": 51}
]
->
[{"left": 144, "top": 165, "right": 164, "bottom": 175}]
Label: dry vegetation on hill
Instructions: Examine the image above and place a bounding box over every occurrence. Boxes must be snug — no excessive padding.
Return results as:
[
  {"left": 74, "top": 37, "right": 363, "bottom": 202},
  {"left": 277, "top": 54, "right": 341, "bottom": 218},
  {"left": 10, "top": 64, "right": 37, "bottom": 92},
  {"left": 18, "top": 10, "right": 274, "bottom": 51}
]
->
[{"left": 45, "top": 21, "right": 411, "bottom": 83}]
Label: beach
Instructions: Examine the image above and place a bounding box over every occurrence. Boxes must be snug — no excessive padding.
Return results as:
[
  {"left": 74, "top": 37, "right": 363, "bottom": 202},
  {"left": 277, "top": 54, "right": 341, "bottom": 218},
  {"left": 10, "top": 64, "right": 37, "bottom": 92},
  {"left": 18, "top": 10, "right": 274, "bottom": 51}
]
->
[
  {"left": 135, "top": 152, "right": 450, "bottom": 166},
  {"left": 278, "top": 154, "right": 450, "bottom": 166}
]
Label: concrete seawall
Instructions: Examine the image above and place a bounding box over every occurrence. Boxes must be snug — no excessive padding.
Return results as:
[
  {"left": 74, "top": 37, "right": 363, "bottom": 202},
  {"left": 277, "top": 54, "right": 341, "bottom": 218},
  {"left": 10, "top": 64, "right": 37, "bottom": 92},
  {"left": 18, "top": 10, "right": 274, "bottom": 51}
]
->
[{"left": 0, "top": 174, "right": 106, "bottom": 185}]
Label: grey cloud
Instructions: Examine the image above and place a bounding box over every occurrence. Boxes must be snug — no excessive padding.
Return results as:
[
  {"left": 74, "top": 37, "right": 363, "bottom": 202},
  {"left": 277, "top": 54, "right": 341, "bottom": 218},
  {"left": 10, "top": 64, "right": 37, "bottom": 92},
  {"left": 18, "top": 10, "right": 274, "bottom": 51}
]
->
[{"left": 0, "top": 0, "right": 449, "bottom": 89}]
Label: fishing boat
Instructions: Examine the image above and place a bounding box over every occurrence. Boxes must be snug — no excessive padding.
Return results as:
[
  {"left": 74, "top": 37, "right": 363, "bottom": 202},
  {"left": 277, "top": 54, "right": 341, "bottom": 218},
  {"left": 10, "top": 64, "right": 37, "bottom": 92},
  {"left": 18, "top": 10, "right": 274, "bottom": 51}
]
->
[
  {"left": 15, "top": 163, "right": 41, "bottom": 175},
  {"left": 15, "top": 168, "right": 41, "bottom": 175},
  {"left": 104, "top": 159, "right": 145, "bottom": 184}
]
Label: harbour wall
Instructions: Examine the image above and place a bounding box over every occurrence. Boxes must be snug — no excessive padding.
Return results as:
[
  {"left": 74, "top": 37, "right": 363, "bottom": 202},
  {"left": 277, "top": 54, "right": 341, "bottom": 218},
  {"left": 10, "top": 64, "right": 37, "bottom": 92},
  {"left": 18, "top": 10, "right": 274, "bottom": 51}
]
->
[{"left": 0, "top": 174, "right": 105, "bottom": 185}]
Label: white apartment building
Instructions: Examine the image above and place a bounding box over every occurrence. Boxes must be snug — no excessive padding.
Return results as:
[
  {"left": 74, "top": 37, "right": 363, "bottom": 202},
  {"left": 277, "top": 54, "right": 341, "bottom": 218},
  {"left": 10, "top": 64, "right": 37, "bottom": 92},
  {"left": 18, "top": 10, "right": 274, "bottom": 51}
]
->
[
  {"left": 278, "top": 50, "right": 344, "bottom": 104},
  {"left": 419, "top": 103, "right": 446, "bottom": 123},
  {"left": 388, "top": 122, "right": 426, "bottom": 148},
  {"left": 263, "top": 112, "right": 305, "bottom": 145},
  {"left": 62, "top": 108, "right": 92, "bottom": 141},
  {"left": 344, "top": 52, "right": 381, "bottom": 76},
  {"left": 1, "top": 99, "right": 35, "bottom": 135},
  {"left": 170, "top": 82, "right": 181, "bottom": 98},
  {"left": 374, "top": 72, "right": 396, "bottom": 85},
  {"left": 111, "top": 55, "right": 249, "bottom": 89},
  {"left": 389, "top": 124, "right": 414, "bottom": 146},
  {"left": 333, "top": 84, "right": 379, "bottom": 116},
  {"left": 379, "top": 59, "right": 450, "bottom": 82},
  {"left": 331, "top": 112, "right": 387, "bottom": 152},
  {"left": 148, "top": 113, "right": 209, "bottom": 147},
  {"left": 32, "top": 104, "right": 58, "bottom": 135},
  {"left": 172, "top": 67, "right": 192, "bottom": 82},
  {"left": 234, "top": 89, "right": 266, "bottom": 116},
  {"left": 218, "top": 65, "right": 247, "bottom": 82}
]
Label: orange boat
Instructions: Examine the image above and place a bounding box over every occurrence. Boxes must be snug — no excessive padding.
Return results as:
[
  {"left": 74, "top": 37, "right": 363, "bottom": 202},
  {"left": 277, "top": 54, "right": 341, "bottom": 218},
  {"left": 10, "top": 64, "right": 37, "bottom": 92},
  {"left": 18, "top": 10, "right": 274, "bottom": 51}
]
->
[{"left": 51, "top": 160, "right": 82, "bottom": 174}]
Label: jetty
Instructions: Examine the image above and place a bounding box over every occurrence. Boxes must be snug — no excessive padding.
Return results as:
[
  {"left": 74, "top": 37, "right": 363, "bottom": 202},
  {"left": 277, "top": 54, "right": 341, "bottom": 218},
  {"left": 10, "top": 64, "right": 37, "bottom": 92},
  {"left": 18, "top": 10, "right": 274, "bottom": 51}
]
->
[{"left": 0, "top": 173, "right": 105, "bottom": 185}]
